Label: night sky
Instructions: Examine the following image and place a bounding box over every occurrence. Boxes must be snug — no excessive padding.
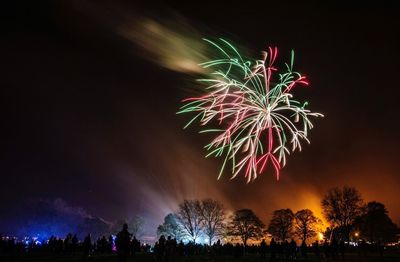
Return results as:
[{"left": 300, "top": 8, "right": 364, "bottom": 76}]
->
[{"left": 1, "top": 0, "right": 400, "bottom": 237}]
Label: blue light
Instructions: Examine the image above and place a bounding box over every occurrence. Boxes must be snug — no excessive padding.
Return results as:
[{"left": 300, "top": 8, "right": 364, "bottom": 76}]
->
[{"left": 111, "top": 235, "right": 117, "bottom": 251}]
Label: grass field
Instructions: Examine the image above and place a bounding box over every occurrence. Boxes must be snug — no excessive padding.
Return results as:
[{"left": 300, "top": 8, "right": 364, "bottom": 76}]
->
[{"left": 1, "top": 252, "right": 400, "bottom": 262}]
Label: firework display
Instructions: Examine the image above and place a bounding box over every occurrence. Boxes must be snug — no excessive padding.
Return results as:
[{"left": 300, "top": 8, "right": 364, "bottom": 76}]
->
[{"left": 178, "top": 39, "right": 323, "bottom": 182}]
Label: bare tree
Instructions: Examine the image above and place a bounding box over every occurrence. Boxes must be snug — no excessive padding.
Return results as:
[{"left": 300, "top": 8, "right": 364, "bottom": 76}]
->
[
  {"left": 157, "top": 213, "right": 185, "bottom": 241},
  {"left": 294, "top": 209, "right": 321, "bottom": 243},
  {"left": 129, "top": 216, "right": 144, "bottom": 237},
  {"left": 111, "top": 216, "right": 144, "bottom": 238},
  {"left": 267, "top": 209, "right": 294, "bottom": 242},
  {"left": 176, "top": 200, "right": 203, "bottom": 243},
  {"left": 199, "top": 199, "right": 226, "bottom": 245},
  {"left": 228, "top": 209, "right": 265, "bottom": 246},
  {"left": 111, "top": 219, "right": 128, "bottom": 235},
  {"left": 321, "top": 186, "right": 363, "bottom": 240}
]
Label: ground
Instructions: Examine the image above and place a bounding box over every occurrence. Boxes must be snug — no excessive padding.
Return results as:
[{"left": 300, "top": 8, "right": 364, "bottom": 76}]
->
[{"left": 1, "top": 252, "right": 400, "bottom": 262}]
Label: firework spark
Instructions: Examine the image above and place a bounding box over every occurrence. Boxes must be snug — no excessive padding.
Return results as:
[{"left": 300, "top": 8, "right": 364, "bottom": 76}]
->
[{"left": 178, "top": 39, "right": 323, "bottom": 182}]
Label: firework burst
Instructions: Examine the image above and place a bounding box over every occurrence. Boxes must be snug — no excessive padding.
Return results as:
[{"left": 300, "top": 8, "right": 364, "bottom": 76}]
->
[{"left": 178, "top": 39, "right": 323, "bottom": 182}]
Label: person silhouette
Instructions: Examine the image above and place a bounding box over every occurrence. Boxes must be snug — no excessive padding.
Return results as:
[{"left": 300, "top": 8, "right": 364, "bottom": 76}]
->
[
  {"left": 312, "top": 240, "right": 320, "bottom": 259},
  {"left": 330, "top": 238, "right": 338, "bottom": 259},
  {"left": 82, "top": 234, "right": 92, "bottom": 259},
  {"left": 108, "top": 235, "right": 113, "bottom": 252},
  {"left": 289, "top": 239, "right": 297, "bottom": 259},
  {"left": 71, "top": 234, "right": 78, "bottom": 252},
  {"left": 165, "top": 236, "right": 177, "bottom": 262},
  {"left": 116, "top": 223, "right": 131, "bottom": 262},
  {"left": 260, "top": 239, "right": 267, "bottom": 258},
  {"left": 157, "top": 235, "right": 166, "bottom": 261},
  {"left": 132, "top": 236, "right": 139, "bottom": 256},
  {"left": 270, "top": 238, "right": 277, "bottom": 259},
  {"left": 283, "top": 240, "right": 289, "bottom": 259},
  {"left": 323, "top": 239, "right": 330, "bottom": 259},
  {"left": 300, "top": 240, "right": 307, "bottom": 258},
  {"left": 360, "top": 239, "right": 367, "bottom": 256},
  {"left": 339, "top": 239, "right": 345, "bottom": 259},
  {"left": 234, "top": 243, "right": 242, "bottom": 258},
  {"left": 177, "top": 239, "right": 184, "bottom": 257}
]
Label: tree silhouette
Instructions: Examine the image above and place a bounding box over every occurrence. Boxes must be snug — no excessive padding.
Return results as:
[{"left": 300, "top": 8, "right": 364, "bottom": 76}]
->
[
  {"left": 157, "top": 213, "right": 185, "bottom": 241},
  {"left": 228, "top": 209, "right": 264, "bottom": 247},
  {"left": 110, "top": 217, "right": 144, "bottom": 238},
  {"left": 294, "top": 209, "right": 321, "bottom": 243},
  {"left": 321, "top": 186, "right": 363, "bottom": 240},
  {"left": 111, "top": 219, "right": 129, "bottom": 235},
  {"left": 176, "top": 200, "right": 203, "bottom": 243},
  {"left": 199, "top": 199, "right": 226, "bottom": 245},
  {"left": 354, "top": 201, "right": 398, "bottom": 243},
  {"left": 129, "top": 216, "right": 144, "bottom": 237},
  {"left": 267, "top": 209, "right": 294, "bottom": 242}
]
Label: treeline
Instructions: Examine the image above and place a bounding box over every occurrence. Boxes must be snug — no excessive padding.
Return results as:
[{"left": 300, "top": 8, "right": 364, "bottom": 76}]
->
[{"left": 157, "top": 186, "right": 399, "bottom": 245}]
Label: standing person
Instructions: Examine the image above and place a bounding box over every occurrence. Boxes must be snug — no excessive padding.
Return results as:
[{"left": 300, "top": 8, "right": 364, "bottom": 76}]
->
[
  {"left": 260, "top": 239, "right": 267, "bottom": 258},
  {"left": 82, "top": 234, "right": 92, "bottom": 260},
  {"left": 323, "top": 240, "right": 330, "bottom": 259},
  {"left": 131, "top": 236, "right": 139, "bottom": 257},
  {"left": 177, "top": 240, "right": 185, "bottom": 259},
  {"left": 312, "top": 240, "right": 320, "bottom": 260},
  {"left": 361, "top": 239, "right": 367, "bottom": 256},
  {"left": 270, "top": 238, "right": 277, "bottom": 260},
  {"left": 278, "top": 242, "right": 284, "bottom": 260},
  {"left": 165, "top": 236, "right": 177, "bottom": 262},
  {"left": 283, "top": 240, "right": 289, "bottom": 259},
  {"left": 300, "top": 240, "right": 307, "bottom": 259},
  {"left": 71, "top": 234, "right": 78, "bottom": 253},
  {"left": 234, "top": 243, "right": 242, "bottom": 258},
  {"left": 108, "top": 235, "right": 113, "bottom": 253},
  {"left": 339, "top": 239, "right": 345, "bottom": 260},
  {"left": 157, "top": 235, "right": 166, "bottom": 262},
  {"left": 378, "top": 241, "right": 384, "bottom": 256},
  {"left": 289, "top": 239, "right": 297, "bottom": 260},
  {"left": 116, "top": 223, "right": 131, "bottom": 262},
  {"left": 330, "top": 238, "right": 338, "bottom": 259}
]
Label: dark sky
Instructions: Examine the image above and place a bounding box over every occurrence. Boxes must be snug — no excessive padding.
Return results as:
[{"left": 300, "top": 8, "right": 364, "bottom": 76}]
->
[{"left": 1, "top": 0, "right": 400, "bottom": 236}]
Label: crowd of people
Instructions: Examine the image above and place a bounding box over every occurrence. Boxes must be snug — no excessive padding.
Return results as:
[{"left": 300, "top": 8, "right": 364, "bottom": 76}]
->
[
  {"left": 0, "top": 224, "right": 393, "bottom": 261},
  {"left": 0, "top": 227, "right": 149, "bottom": 260},
  {"left": 151, "top": 236, "right": 387, "bottom": 262}
]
